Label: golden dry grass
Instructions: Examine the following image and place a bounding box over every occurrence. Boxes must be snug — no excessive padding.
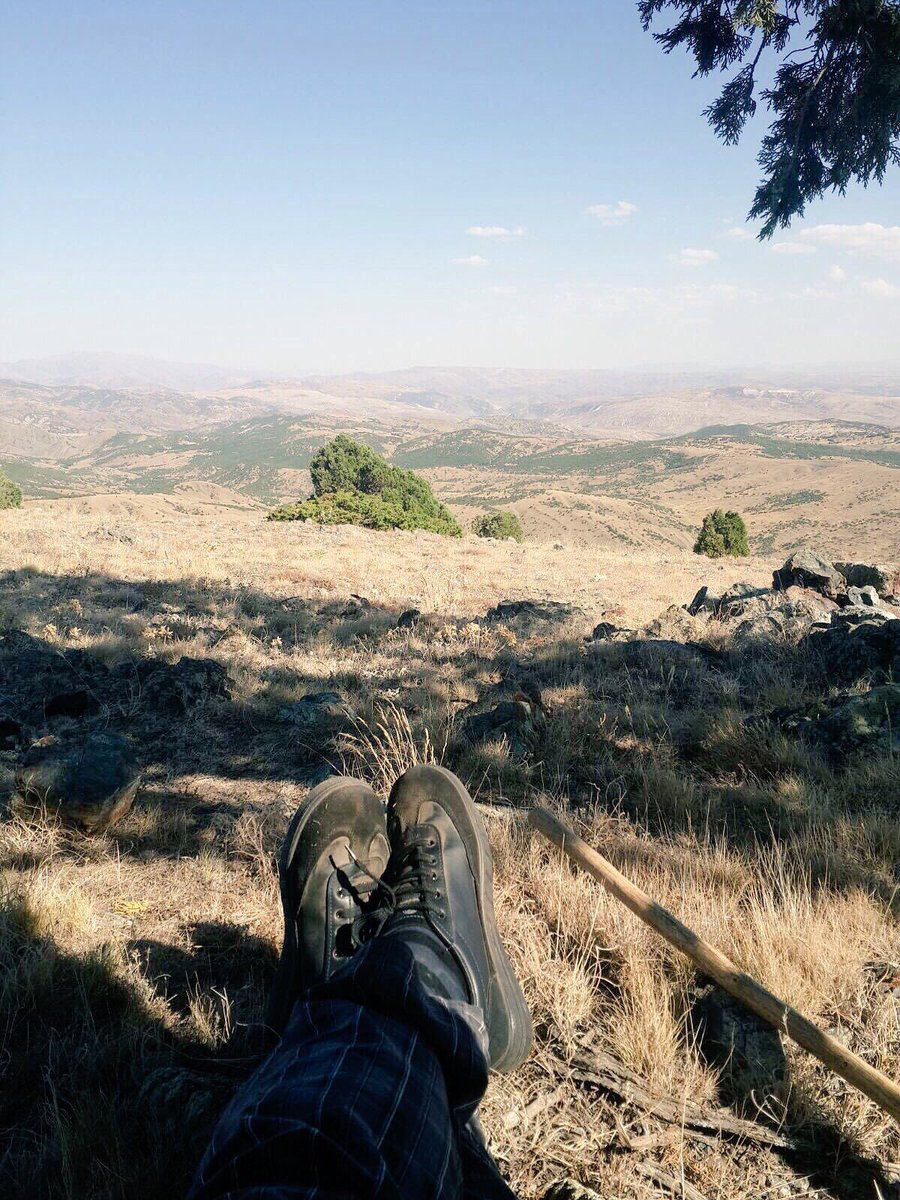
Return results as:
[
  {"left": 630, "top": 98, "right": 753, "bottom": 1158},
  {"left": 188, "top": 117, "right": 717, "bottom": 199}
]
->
[{"left": 0, "top": 497, "right": 898, "bottom": 1200}]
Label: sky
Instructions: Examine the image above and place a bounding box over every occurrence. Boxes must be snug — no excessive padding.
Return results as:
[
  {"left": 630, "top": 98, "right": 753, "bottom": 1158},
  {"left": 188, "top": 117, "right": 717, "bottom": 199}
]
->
[{"left": 3, "top": 1, "right": 899, "bottom": 374}]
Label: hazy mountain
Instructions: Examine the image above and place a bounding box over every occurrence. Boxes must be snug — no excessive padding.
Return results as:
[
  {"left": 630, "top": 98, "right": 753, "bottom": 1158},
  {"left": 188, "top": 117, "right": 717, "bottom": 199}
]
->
[{"left": 0, "top": 352, "right": 266, "bottom": 392}]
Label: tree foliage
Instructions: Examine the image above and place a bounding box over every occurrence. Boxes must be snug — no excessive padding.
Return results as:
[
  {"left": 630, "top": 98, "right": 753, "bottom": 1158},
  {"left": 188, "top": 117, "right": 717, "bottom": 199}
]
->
[
  {"left": 471, "top": 510, "right": 525, "bottom": 543},
  {"left": 639, "top": 1, "right": 900, "bottom": 235},
  {"left": 269, "top": 437, "right": 462, "bottom": 536},
  {"left": 693, "top": 508, "right": 750, "bottom": 556},
  {"left": 0, "top": 469, "right": 22, "bottom": 510}
]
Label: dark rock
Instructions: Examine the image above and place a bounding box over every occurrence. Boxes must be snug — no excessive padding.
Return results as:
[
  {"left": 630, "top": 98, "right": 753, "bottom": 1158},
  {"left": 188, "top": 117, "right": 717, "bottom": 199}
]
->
[
  {"left": 45, "top": 689, "right": 99, "bottom": 720},
  {"left": 140, "top": 657, "right": 232, "bottom": 715},
  {"left": 460, "top": 699, "right": 541, "bottom": 757},
  {"left": 816, "top": 684, "right": 900, "bottom": 757},
  {"left": 692, "top": 986, "right": 786, "bottom": 1109},
  {"left": 397, "top": 608, "right": 421, "bottom": 629},
  {"left": 0, "top": 714, "right": 22, "bottom": 750},
  {"left": 773, "top": 549, "right": 844, "bottom": 597},
  {"left": 687, "top": 585, "right": 719, "bottom": 616},
  {"left": 545, "top": 1182, "right": 602, "bottom": 1200},
  {"left": 804, "top": 613, "right": 900, "bottom": 685},
  {"left": 717, "top": 581, "right": 768, "bottom": 618},
  {"left": 485, "top": 599, "right": 577, "bottom": 625},
  {"left": 589, "top": 621, "right": 628, "bottom": 641},
  {"left": 835, "top": 562, "right": 898, "bottom": 597},
  {"left": 731, "top": 610, "right": 788, "bottom": 644},
  {"left": 278, "top": 691, "right": 349, "bottom": 730},
  {"left": 16, "top": 731, "right": 140, "bottom": 832}
]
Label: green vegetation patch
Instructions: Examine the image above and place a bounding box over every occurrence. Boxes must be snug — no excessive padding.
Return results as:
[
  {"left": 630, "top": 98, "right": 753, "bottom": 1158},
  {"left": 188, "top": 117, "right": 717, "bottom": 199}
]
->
[
  {"left": 694, "top": 508, "right": 749, "bottom": 558},
  {"left": 0, "top": 469, "right": 23, "bottom": 510},
  {"left": 471, "top": 510, "right": 524, "bottom": 542},
  {"left": 268, "top": 435, "right": 462, "bottom": 536}
]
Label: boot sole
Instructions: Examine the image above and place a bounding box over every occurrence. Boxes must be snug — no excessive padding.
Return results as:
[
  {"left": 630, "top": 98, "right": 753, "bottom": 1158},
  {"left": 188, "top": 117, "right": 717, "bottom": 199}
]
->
[
  {"left": 267, "top": 776, "right": 384, "bottom": 1034},
  {"left": 389, "top": 764, "right": 533, "bottom": 1072}
]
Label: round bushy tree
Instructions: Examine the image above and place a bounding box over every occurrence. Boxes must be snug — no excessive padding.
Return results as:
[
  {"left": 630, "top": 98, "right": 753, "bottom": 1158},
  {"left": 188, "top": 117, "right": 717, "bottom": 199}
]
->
[
  {"left": 0, "top": 469, "right": 22, "bottom": 510},
  {"left": 694, "top": 509, "right": 749, "bottom": 558},
  {"left": 472, "top": 511, "right": 524, "bottom": 543},
  {"left": 309, "top": 435, "right": 387, "bottom": 496}
]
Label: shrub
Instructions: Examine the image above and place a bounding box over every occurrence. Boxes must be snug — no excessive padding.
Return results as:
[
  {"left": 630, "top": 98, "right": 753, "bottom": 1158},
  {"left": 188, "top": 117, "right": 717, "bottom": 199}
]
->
[
  {"left": 0, "top": 469, "right": 22, "bottom": 510},
  {"left": 693, "top": 508, "right": 749, "bottom": 558},
  {"left": 269, "top": 437, "right": 462, "bottom": 536},
  {"left": 472, "top": 511, "right": 524, "bottom": 543}
]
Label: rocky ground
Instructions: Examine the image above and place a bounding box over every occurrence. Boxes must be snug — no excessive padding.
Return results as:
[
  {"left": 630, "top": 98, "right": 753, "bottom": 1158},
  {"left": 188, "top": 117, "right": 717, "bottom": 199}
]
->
[{"left": 0, "top": 505, "right": 898, "bottom": 1200}]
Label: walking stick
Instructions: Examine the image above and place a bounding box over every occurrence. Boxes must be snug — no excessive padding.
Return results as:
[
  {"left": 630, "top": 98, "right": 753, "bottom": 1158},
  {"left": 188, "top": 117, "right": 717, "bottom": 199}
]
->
[{"left": 529, "top": 806, "right": 900, "bottom": 1124}]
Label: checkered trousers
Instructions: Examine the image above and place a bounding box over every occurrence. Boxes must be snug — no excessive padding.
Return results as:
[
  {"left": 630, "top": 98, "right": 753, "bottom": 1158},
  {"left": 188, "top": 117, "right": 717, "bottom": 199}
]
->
[{"left": 188, "top": 937, "right": 517, "bottom": 1200}]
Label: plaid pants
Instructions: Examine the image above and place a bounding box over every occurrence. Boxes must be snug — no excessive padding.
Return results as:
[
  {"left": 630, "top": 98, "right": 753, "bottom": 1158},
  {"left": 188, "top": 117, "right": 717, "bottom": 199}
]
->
[{"left": 188, "top": 938, "right": 517, "bottom": 1199}]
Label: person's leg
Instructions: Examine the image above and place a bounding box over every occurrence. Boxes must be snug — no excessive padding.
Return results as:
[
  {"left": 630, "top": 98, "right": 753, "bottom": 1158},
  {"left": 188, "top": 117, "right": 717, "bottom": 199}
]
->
[{"left": 188, "top": 768, "right": 529, "bottom": 1199}]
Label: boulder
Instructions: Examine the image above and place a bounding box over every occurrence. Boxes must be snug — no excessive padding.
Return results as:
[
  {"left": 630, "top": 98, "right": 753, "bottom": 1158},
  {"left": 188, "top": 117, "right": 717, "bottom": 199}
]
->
[
  {"left": 773, "top": 550, "right": 844, "bottom": 597},
  {"left": 16, "top": 731, "right": 140, "bottom": 832},
  {"left": 731, "top": 610, "right": 788, "bottom": 644},
  {"left": 687, "top": 585, "right": 719, "bottom": 616},
  {"left": 120, "top": 656, "right": 232, "bottom": 716},
  {"left": 460, "top": 698, "right": 540, "bottom": 757},
  {"left": 803, "top": 614, "right": 900, "bottom": 684},
  {"left": 589, "top": 621, "right": 629, "bottom": 641},
  {"left": 717, "top": 582, "right": 768, "bottom": 618},
  {"left": 484, "top": 599, "right": 577, "bottom": 625},
  {"left": 692, "top": 987, "right": 786, "bottom": 1109},
  {"left": 396, "top": 608, "right": 421, "bottom": 629},
  {"left": 835, "top": 562, "right": 898, "bottom": 598},
  {"left": 278, "top": 691, "right": 349, "bottom": 730},
  {"left": 816, "top": 685, "right": 900, "bottom": 757},
  {"left": 846, "top": 585, "right": 880, "bottom": 608},
  {"left": 642, "top": 605, "right": 703, "bottom": 641}
]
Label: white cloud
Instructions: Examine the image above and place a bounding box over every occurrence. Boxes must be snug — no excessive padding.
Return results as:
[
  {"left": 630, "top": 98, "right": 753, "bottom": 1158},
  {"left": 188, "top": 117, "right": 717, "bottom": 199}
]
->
[
  {"left": 860, "top": 277, "right": 900, "bottom": 299},
  {"left": 586, "top": 200, "right": 638, "bottom": 227},
  {"left": 828, "top": 265, "right": 847, "bottom": 283},
  {"left": 672, "top": 247, "right": 719, "bottom": 268},
  {"left": 726, "top": 226, "right": 754, "bottom": 241},
  {"left": 466, "top": 225, "right": 525, "bottom": 239},
  {"left": 798, "top": 222, "right": 900, "bottom": 261},
  {"left": 451, "top": 255, "right": 488, "bottom": 267},
  {"left": 487, "top": 284, "right": 518, "bottom": 295},
  {"left": 771, "top": 241, "right": 816, "bottom": 256}
]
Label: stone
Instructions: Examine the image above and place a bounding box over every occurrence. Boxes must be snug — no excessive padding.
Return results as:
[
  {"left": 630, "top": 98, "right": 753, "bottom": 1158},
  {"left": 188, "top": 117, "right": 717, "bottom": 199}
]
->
[
  {"left": 692, "top": 986, "right": 786, "bottom": 1108},
  {"left": 846, "top": 585, "right": 880, "bottom": 608},
  {"left": 687, "top": 585, "right": 719, "bottom": 616},
  {"left": 485, "top": 599, "right": 577, "bottom": 625},
  {"left": 139, "top": 657, "right": 232, "bottom": 715},
  {"left": 460, "top": 699, "right": 541, "bottom": 758},
  {"left": 835, "top": 562, "right": 898, "bottom": 597},
  {"left": 16, "top": 731, "right": 140, "bottom": 832},
  {"left": 717, "top": 581, "right": 768, "bottom": 618},
  {"left": 803, "top": 617, "right": 900, "bottom": 685},
  {"left": 773, "top": 550, "right": 844, "bottom": 597},
  {"left": 278, "top": 691, "right": 349, "bottom": 730},
  {"left": 44, "top": 689, "right": 99, "bottom": 720},
  {"left": 642, "top": 604, "right": 703, "bottom": 641},
  {"left": 545, "top": 1182, "right": 602, "bottom": 1200},
  {"left": 396, "top": 608, "right": 421, "bottom": 629},
  {"left": 589, "top": 621, "right": 628, "bottom": 641},
  {"left": 731, "top": 610, "right": 788, "bottom": 643},
  {"left": 816, "top": 684, "right": 900, "bottom": 757}
]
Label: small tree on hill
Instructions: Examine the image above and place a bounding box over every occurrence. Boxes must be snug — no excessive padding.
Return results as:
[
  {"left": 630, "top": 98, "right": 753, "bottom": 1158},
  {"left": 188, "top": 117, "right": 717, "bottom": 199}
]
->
[
  {"left": 309, "top": 434, "right": 388, "bottom": 496},
  {"left": 472, "top": 511, "right": 524, "bottom": 543},
  {"left": 694, "top": 509, "right": 749, "bottom": 558},
  {"left": 0, "top": 469, "right": 22, "bottom": 510}
]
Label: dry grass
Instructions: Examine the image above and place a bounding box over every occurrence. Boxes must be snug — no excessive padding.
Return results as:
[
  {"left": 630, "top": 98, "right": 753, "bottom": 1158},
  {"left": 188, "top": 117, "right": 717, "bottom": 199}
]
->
[{"left": 0, "top": 499, "right": 898, "bottom": 1199}]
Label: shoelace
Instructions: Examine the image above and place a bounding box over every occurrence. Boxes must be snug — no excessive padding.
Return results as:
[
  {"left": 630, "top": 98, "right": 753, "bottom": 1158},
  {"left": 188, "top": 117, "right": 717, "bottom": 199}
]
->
[
  {"left": 383, "top": 834, "right": 446, "bottom": 920},
  {"left": 338, "top": 852, "right": 396, "bottom": 950}
]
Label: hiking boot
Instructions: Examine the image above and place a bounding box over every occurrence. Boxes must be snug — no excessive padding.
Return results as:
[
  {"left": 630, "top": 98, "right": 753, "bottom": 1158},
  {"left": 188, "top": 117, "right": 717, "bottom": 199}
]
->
[
  {"left": 383, "top": 764, "right": 532, "bottom": 1072},
  {"left": 266, "top": 776, "right": 391, "bottom": 1034}
]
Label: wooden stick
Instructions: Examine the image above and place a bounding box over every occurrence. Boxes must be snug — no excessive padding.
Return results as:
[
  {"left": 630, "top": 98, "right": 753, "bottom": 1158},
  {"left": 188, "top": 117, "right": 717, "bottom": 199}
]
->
[{"left": 529, "top": 806, "right": 900, "bottom": 1125}]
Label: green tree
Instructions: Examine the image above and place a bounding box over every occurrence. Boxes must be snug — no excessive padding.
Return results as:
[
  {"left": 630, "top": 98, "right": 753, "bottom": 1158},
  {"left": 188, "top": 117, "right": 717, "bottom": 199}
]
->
[
  {"left": 640, "top": 1, "right": 900, "bottom": 235},
  {"left": 270, "top": 437, "right": 462, "bottom": 536},
  {"left": 471, "top": 511, "right": 525, "bottom": 543},
  {"left": 694, "top": 508, "right": 749, "bottom": 557},
  {"left": 0, "top": 469, "right": 22, "bottom": 510}
]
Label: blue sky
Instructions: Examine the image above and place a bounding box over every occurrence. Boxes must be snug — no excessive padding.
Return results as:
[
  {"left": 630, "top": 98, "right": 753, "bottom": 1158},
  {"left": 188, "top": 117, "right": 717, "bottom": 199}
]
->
[{"left": 3, "top": 1, "right": 899, "bottom": 372}]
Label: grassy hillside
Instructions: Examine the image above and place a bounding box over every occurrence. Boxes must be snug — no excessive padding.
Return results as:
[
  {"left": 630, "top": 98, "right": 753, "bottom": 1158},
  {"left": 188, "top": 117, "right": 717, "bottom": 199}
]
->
[{"left": 0, "top": 501, "right": 897, "bottom": 1199}]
